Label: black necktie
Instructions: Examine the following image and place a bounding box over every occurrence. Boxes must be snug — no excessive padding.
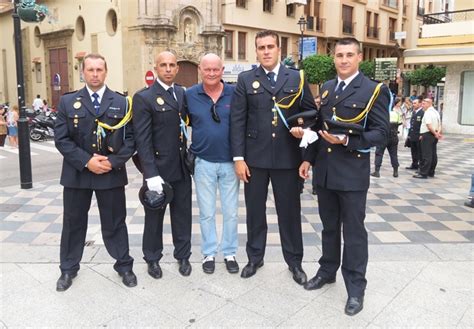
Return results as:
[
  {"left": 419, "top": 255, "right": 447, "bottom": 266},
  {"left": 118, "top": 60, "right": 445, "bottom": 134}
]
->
[
  {"left": 267, "top": 72, "right": 276, "bottom": 87},
  {"left": 335, "top": 81, "right": 345, "bottom": 96},
  {"left": 92, "top": 92, "right": 100, "bottom": 114},
  {"left": 167, "top": 87, "right": 175, "bottom": 100}
]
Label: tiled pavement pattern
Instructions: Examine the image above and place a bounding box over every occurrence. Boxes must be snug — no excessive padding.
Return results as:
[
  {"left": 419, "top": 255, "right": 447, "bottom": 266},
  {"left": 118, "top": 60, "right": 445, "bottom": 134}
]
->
[{"left": 1, "top": 135, "right": 472, "bottom": 247}]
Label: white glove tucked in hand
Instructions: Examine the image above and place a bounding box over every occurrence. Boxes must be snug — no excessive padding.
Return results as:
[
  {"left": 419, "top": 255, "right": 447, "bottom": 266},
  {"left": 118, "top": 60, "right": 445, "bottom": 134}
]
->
[
  {"left": 146, "top": 175, "right": 164, "bottom": 194},
  {"left": 299, "top": 129, "right": 319, "bottom": 148}
]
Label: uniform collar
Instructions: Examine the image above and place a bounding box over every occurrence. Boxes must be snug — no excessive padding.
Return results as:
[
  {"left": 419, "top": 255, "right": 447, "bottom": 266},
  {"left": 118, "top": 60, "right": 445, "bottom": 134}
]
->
[
  {"left": 261, "top": 62, "right": 281, "bottom": 80},
  {"left": 86, "top": 85, "right": 106, "bottom": 101},
  {"left": 337, "top": 71, "right": 359, "bottom": 89},
  {"left": 156, "top": 77, "right": 175, "bottom": 91}
]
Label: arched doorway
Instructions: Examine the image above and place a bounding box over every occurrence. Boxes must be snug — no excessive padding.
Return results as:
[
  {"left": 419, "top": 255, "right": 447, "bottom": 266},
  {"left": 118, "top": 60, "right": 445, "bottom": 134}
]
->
[{"left": 176, "top": 61, "right": 198, "bottom": 88}]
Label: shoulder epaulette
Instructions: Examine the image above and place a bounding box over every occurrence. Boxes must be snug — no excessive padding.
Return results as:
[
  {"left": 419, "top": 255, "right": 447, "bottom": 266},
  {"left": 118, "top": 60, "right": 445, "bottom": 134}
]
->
[
  {"left": 63, "top": 90, "right": 77, "bottom": 95},
  {"left": 115, "top": 91, "right": 126, "bottom": 97}
]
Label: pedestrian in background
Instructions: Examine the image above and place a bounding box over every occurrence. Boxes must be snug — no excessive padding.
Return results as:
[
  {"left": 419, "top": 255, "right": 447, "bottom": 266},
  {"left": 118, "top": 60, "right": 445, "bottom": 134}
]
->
[
  {"left": 32, "top": 94, "right": 43, "bottom": 112},
  {"left": 406, "top": 98, "right": 424, "bottom": 170},
  {"left": 371, "top": 98, "right": 402, "bottom": 178},
  {"left": 413, "top": 98, "right": 442, "bottom": 179},
  {"left": 0, "top": 106, "right": 7, "bottom": 147},
  {"left": 6, "top": 105, "right": 19, "bottom": 148},
  {"left": 185, "top": 53, "right": 240, "bottom": 275}
]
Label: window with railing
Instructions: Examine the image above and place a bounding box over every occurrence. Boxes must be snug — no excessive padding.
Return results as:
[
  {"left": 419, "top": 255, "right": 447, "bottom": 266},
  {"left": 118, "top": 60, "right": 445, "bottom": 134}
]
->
[
  {"left": 238, "top": 32, "right": 246, "bottom": 60},
  {"left": 382, "top": 0, "right": 398, "bottom": 9},
  {"left": 388, "top": 17, "right": 397, "bottom": 41},
  {"left": 236, "top": 0, "right": 246, "bottom": 8},
  {"left": 281, "top": 37, "right": 288, "bottom": 61},
  {"left": 342, "top": 5, "right": 354, "bottom": 34},
  {"left": 286, "top": 4, "right": 295, "bottom": 17},
  {"left": 263, "top": 0, "right": 273, "bottom": 13},
  {"left": 225, "top": 30, "right": 234, "bottom": 59},
  {"left": 417, "top": 0, "right": 425, "bottom": 16}
]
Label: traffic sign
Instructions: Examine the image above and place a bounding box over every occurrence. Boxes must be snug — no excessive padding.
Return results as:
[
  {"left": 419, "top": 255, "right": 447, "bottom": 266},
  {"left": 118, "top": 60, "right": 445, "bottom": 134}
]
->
[
  {"left": 394, "top": 31, "right": 407, "bottom": 40},
  {"left": 145, "top": 70, "right": 155, "bottom": 86}
]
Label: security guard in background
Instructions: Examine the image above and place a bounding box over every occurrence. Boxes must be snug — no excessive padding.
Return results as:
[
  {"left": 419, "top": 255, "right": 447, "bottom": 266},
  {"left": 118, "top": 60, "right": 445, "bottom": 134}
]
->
[
  {"left": 133, "top": 51, "right": 192, "bottom": 278},
  {"left": 300, "top": 38, "right": 390, "bottom": 316},
  {"left": 54, "top": 53, "right": 136, "bottom": 291},
  {"left": 371, "top": 98, "right": 402, "bottom": 178},
  {"left": 230, "top": 30, "right": 318, "bottom": 285},
  {"left": 406, "top": 97, "right": 424, "bottom": 170}
]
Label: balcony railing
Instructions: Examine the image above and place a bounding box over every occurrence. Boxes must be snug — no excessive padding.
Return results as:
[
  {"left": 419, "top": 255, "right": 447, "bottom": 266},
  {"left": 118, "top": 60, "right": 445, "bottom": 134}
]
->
[
  {"left": 388, "top": 30, "right": 396, "bottom": 42},
  {"left": 423, "top": 9, "right": 474, "bottom": 25},
  {"left": 366, "top": 26, "right": 380, "bottom": 39},
  {"left": 342, "top": 21, "right": 355, "bottom": 35},
  {"left": 306, "top": 16, "right": 325, "bottom": 33}
]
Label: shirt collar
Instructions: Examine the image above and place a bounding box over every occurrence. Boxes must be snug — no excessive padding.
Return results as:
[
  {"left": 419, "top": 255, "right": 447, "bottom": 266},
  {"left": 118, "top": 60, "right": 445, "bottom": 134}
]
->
[
  {"left": 262, "top": 62, "right": 281, "bottom": 79},
  {"left": 86, "top": 85, "right": 106, "bottom": 100},
  {"left": 337, "top": 71, "right": 359, "bottom": 88},
  {"left": 156, "top": 77, "right": 175, "bottom": 91}
]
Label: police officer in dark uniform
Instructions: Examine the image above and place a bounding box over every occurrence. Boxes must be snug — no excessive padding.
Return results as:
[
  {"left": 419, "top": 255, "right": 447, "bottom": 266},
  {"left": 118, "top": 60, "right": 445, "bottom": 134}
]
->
[
  {"left": 133, "top": 51, "right": 192, "bottom": 278},
  {"left": 300, "top": 38, "right": 390, "bottom": 316},
  {"left": 54, "top": 53, "right": 136, "bottom": 291},
  {"left": 230, "top": 30, "right": 318, "bottom": 285},
  {"left": 406, "top": 97, "right": 424, "bottom": 170}
]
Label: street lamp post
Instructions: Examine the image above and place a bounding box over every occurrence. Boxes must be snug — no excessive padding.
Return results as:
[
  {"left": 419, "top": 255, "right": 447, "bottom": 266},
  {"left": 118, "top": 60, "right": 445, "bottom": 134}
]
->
[
  {"left": 297, "top": 16, "right": 307, "bottom": 66},
  {"left": 13, "top": 0, "right": 33, "bottom": 189}
]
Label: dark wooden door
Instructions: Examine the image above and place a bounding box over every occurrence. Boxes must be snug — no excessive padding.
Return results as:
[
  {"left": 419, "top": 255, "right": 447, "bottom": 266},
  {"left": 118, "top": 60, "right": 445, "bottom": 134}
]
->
[
  {"left": 49, "top": 48, "right": 69, "bottom": 109},
  {"left": 175, "top": 61, "right": 198, "bottom": 88}
]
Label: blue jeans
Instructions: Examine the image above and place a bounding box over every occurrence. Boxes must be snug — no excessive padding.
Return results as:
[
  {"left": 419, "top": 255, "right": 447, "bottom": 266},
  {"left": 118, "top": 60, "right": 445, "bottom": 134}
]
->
[{"left": 194, "top": 157, "right": 239, "bottom": 257}]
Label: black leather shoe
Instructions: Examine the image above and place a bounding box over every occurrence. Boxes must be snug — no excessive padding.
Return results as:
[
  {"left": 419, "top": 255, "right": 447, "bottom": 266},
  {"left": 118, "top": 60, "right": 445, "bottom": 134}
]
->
[
  {"left": 289, "top": 266, "right": 307, "bottom": 285},
  {"left": 56, "top": 273, "right": 77, "bottom": 292},
  {"left": 304, "top": 275, "right": 336, "bottom": 290},
  {"left": 370, "top": 171, "right": 380, "bottom": 178},
  {"left": 224, "top": 256, "right": 239, "bottom": 274},
  {"left": 312, "top": 188, "right": 317, "bottom": 195},
  {"left": 405, "top": 165, "right": 418, "bottom": 170},
  {"left": 202, "top": 257, "right": 215, "bottom": 274},
  {"left": 345, "top": 296, "right": 364, "bottom": 316},
  {"left": 413, "top": 174, "right": 428, "bottom": 179},
  {"left": 240, "top": 260, "right": 264, "bottom": 278},
  {"left": 147, "top": 261, "right": 162, "bottom": 279},
  {"left": 464, "top": 200, "right": 474, "bottom": 208},
  {"left": 119, "top": 270, "right": 137, "bottom": 288},
  {"left": 393, "top": 168, "right": 399, "bottom": 177},
  {"left": 178, "top": 259, "right": 192, "bottom": 276}
]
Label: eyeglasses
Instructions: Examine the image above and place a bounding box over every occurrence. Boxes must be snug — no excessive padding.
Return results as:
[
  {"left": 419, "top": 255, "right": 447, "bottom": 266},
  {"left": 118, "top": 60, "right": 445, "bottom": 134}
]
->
[{"left": 210, "top": 103, "right": 220, "bottom": 123}]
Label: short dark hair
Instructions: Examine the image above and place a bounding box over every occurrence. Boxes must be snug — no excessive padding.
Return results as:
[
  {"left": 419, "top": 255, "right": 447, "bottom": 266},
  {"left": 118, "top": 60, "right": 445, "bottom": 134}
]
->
[
  {"left": 36, "top": 94, "right": 40, "bottom": 98},
  {"left": 335, "top": 37, "right": 361, "bottom": 53},
  {"left": 255, "top": 30, "right": 280, "bottom": 47},
  {"left": 83, "top": 53, "right": 108, "bottom": 71}
]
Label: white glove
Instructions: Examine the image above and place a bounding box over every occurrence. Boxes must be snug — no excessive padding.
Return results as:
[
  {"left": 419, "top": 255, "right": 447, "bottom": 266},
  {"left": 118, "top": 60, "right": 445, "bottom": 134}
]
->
[
  {"left": 146, "top": 175, "right": 164, "bottom": 194},
  {"left": 299, "top": 129, "right": 319, "bottom": 148}
]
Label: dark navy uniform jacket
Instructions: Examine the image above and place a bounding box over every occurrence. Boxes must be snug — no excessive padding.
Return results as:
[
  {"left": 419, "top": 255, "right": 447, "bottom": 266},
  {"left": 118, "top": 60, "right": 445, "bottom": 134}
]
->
[
  {"left": 132, "top": 80, "right": 188, "bottom": 182},
  {"left": 54, "top": 87, "right": 134, "bottom": 190},
  {"left": 305, "top": 73, "right": 390, "bottom": 191},
  {"left": 230, "top": 65, "right": 317, "bottom": 169},
  {"left": 408, "top": 108, "right": 424, "bottom": 140}
]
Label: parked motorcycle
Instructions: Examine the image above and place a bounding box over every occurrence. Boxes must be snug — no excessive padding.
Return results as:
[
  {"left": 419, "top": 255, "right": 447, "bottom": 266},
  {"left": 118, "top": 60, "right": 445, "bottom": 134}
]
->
[{"left": 29, "top": 111, "right": 57, "bottom": 141}]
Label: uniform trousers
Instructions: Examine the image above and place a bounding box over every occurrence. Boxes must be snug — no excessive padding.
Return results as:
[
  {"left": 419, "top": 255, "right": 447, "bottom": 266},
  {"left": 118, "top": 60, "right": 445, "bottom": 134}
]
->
[
  {"left": 316, "top": 185, "right": 368, "bottom": 297},
  {"left": 60, "top": 186, "right": 133, "bottom": 274},
  {"left": 409, "top": 139, "right": 421, "bottom": 168},
  {"left": 244, "top": 167, "right": 303, "bottom": 267},
  {"left": 374, "top": 136, "right": 399, "bottom": 170},
  {"left": 419, "top": 132, "right": 438, "bottom": 176},
  {"left": 142, "top": 176, "right": 192, "bottom": 262}
]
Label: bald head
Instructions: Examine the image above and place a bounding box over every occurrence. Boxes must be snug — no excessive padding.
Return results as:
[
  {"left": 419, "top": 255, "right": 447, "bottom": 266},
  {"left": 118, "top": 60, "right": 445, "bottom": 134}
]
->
[
  {"left": 199, "top": 53, "right": 224, "bottom": 88},
  {"left": 422, "top": 98, "right": 433, "bottom": 111},
  {"left": 154, "top": 51, "right": 179, "bottom": 85}
]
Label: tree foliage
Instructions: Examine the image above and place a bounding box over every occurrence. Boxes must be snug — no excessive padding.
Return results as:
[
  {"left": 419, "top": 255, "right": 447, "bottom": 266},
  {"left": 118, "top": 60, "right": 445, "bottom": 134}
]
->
[
  {"left": 302, "top": 55, "right": 336, "bottom": 86},
  {"left": 359, "top": 60, "right": 375, "bottom": 79},
  {"left": 405, "top": 65, "right": 446, "bottom": 88}
]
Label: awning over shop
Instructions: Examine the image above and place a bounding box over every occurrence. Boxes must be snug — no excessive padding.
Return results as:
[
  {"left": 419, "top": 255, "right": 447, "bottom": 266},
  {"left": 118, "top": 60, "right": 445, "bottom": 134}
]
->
[{"left": 404, "top": 46, "right": 474, "bottom": 65}]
